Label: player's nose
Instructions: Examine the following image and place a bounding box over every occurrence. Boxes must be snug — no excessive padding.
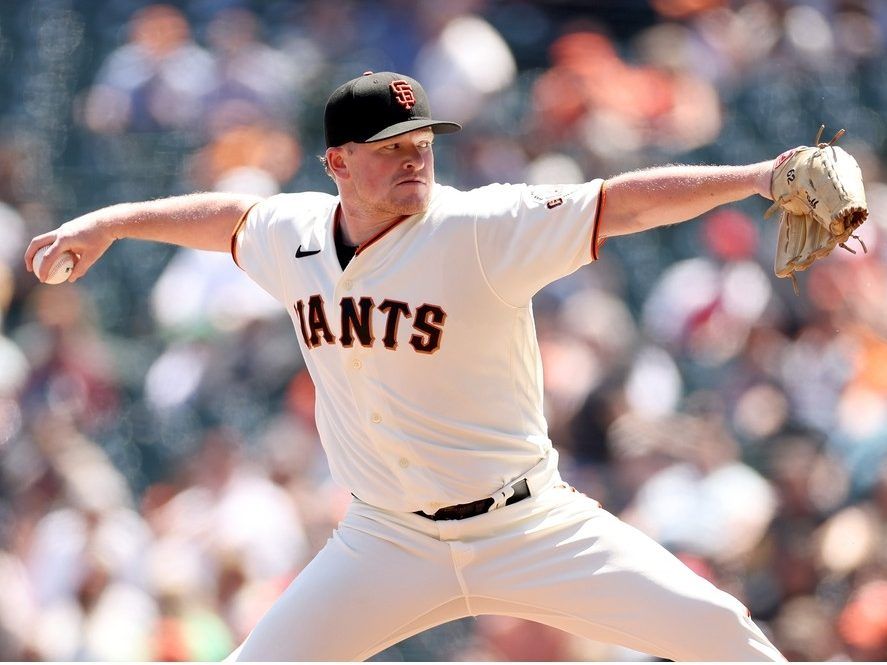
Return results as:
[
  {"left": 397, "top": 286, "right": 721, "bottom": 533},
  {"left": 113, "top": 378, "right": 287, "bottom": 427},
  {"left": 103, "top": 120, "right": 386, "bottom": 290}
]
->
[{"left": 402, "top": 146, "right": 425, "bottom": 171}]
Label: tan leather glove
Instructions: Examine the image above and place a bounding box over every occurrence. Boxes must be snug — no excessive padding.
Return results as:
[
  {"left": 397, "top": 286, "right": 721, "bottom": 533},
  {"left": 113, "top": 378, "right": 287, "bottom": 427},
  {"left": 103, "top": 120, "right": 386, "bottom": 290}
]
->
[{"left": 767, "top": 126, "right": 868, "bottom": 292}]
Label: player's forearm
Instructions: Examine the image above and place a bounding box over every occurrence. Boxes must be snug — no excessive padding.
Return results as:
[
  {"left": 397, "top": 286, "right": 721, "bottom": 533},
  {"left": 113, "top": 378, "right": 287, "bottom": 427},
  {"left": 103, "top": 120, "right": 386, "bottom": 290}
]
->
[
  {"left": 94, "top": 192, "right": 262, "bottom": 251},
  {"left": 598, "top": 162, "right": 772, "bottom": 238},
  {"left": 26, "top": 192, "right": 262, "bottom": 282}
]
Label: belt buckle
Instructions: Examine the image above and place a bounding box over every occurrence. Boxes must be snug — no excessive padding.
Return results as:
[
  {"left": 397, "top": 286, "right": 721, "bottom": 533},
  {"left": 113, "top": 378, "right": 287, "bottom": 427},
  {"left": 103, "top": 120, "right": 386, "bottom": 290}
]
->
[{"left": 489, "top": 482, "right": 517, "bottom": 512}]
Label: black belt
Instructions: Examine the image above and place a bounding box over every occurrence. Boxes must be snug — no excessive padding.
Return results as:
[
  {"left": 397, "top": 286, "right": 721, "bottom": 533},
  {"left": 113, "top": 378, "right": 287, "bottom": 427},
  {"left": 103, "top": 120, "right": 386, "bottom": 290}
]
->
[{"left": 415, "top": 478, "right": 530, "bottom": 521}]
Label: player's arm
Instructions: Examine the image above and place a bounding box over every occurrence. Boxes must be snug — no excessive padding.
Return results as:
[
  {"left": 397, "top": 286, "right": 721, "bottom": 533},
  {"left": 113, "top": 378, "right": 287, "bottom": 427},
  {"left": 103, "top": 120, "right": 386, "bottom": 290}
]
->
[
  {"left": 24, "top": 192, "right": 261, "bottom": 282},
  {"left": 597, "top": 162, "right": 773, "bottom": 238}
]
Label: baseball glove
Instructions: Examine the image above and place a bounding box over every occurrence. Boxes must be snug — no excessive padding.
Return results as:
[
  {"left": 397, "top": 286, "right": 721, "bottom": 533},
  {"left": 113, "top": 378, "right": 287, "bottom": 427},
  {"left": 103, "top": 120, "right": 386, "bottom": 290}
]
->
[{"left": 766, "top": 125, "right": 868, "bottom": 293}]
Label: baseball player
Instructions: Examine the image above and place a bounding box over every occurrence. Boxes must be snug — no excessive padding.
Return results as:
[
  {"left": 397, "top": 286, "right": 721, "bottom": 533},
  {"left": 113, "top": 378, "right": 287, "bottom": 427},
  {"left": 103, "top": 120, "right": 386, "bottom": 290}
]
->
[{"left": 26, "top": 71, "right": 786, "bottom": 661}]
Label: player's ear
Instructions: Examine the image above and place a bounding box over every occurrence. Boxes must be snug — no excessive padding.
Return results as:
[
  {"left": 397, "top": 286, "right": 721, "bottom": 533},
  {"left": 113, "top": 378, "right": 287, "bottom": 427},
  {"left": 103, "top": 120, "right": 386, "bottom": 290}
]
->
[{"left": 326, "top": 147, "right": 350, "bottom": 181}]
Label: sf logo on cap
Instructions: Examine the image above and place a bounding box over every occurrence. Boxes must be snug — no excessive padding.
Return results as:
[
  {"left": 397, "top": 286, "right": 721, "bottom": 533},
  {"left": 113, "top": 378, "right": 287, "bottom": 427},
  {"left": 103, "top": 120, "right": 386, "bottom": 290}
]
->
[{"left": 390, "top": 80, "right": 415, "bottom": 110}]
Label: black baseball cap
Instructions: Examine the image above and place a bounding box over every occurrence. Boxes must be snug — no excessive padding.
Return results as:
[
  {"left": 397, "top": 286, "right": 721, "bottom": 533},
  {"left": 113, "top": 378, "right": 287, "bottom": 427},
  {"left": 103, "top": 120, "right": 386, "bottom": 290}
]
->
[{"left": 324, "top": 71, "right": 461, "bottom": 148}]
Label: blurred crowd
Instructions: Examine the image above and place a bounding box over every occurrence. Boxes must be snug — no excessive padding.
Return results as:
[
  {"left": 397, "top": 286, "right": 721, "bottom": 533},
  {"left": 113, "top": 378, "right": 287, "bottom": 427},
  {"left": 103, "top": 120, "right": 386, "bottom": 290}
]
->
[{"left": 2, "top": 0, "right": 887, "bottom": 660}]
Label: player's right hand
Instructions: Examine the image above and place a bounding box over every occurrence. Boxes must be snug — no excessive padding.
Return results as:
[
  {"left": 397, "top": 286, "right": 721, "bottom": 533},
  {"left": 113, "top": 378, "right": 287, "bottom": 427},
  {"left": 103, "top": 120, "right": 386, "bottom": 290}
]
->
[{"left": 24, "top": 212, "right": 116, "bottom": 283}]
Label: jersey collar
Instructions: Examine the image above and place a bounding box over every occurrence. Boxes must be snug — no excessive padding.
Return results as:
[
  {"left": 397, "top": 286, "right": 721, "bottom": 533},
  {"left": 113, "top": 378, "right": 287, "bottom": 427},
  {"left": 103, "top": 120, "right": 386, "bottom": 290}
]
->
[{"left": 336, "top": 184, "right": 440, "bottom": 257}]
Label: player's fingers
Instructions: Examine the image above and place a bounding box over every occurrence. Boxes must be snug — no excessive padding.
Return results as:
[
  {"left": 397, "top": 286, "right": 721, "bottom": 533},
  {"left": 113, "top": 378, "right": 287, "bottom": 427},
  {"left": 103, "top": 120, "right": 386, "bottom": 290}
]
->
[
  {"left": 23, "top": 233, "right": 57, "bottom": 272},
  {"left": 68, "top": 252, "right": 95, "bottom": 283},
  {"left": 69, "top": 233, "right": 115, "bottom": 282}
]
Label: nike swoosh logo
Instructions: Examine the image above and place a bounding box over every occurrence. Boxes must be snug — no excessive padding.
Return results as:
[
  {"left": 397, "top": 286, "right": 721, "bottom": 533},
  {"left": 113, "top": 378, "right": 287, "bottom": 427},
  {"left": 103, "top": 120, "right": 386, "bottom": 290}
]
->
[{"left": 296, "top": 245, "right": 321, "bottom": 258}]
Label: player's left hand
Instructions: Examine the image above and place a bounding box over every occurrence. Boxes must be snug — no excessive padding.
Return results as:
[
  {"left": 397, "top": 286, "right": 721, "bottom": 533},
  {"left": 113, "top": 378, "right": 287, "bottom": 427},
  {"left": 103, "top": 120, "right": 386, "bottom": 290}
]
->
[{"left": 766, "top": 125, "right": 868, "bottom": 291}]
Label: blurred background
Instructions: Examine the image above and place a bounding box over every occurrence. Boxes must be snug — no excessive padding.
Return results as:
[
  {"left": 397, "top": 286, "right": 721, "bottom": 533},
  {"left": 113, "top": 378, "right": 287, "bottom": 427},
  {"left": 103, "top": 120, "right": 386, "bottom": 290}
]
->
[{"left": 2, "top": 0, "right": 887, "bottom": 660}]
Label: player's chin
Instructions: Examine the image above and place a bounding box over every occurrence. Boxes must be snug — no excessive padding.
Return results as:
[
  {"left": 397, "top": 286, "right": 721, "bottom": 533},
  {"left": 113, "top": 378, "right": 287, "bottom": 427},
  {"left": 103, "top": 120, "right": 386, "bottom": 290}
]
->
[{"left": 391, "top": 183, "right": 431, "bottom": 213}]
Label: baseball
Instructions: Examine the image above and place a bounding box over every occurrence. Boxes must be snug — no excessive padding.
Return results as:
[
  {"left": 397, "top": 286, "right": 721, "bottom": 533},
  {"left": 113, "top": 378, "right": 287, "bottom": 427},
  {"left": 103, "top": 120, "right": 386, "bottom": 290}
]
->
[{"left": 33, "top": 246, "right": 76, "bottom": 284}]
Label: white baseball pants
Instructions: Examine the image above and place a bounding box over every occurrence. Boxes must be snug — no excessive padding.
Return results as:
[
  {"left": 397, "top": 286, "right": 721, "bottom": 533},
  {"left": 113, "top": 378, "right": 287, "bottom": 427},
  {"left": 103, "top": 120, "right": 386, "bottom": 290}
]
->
[{"left": 233, "top": 460, "right": 784, "bottom": 661}]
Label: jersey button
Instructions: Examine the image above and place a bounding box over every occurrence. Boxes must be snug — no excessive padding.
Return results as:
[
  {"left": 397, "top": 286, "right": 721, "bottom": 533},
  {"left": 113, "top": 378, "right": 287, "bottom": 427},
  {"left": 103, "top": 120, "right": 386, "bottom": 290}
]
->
[
  {"left": 343, "top": 279, "right": 353, "bottom": 290},
  {"left": 398, "top": 457, "right": 410, "bottom": 469},
  {"left": 352, "top": 359, "right": 362, "bottom": 369},
  {"left": 370, "top": 413, "right": 382, "bottom": 424}
]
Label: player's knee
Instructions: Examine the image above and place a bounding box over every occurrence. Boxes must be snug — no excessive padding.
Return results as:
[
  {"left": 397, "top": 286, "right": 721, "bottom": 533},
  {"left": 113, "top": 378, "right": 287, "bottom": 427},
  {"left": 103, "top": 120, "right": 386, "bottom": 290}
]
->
[
  {"left": 690, "top": 593, "right": 770, "bottom": 649},
  {"left": 699, "top": 592, "right": 748, "bottom": 625}
]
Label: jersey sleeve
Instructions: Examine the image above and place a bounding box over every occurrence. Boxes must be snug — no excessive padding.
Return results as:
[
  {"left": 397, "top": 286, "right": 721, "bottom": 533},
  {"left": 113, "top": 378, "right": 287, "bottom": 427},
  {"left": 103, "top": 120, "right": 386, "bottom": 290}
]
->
[
  {"left": 231, "top": 196, "right": 287, "bottom": 303},
  {"left": 473, "top": 179, "right": 605, "bottom": 306}
]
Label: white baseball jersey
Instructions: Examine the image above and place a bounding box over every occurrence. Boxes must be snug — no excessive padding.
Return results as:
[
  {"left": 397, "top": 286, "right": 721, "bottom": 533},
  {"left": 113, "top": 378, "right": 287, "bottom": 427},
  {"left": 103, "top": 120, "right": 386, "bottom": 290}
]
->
[{"left": 233, "top": 180, "right": 604, "bottom": 515}]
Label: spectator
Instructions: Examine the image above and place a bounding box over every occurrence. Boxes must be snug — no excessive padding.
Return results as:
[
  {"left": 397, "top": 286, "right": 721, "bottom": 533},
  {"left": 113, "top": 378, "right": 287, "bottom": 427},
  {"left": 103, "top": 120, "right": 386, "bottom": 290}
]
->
[{"left": 82, "top": 4, "right": 218, "bottom": 135}]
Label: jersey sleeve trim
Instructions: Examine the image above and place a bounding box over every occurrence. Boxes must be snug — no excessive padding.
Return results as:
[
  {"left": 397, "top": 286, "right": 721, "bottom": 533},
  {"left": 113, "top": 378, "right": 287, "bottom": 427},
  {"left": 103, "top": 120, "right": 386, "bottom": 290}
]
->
[
  {"left": 230, "top": 201, "right": 261, "bottom": 270},
  {"left": 591, "top": 180, "right": 607, "bottom": 261}
]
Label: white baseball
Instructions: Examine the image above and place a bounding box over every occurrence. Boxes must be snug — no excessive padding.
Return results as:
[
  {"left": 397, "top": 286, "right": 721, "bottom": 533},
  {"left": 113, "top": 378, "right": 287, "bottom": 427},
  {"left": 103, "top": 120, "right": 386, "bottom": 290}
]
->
[{"left": 34, "top": 246, "right": 76, "bottom": 284}]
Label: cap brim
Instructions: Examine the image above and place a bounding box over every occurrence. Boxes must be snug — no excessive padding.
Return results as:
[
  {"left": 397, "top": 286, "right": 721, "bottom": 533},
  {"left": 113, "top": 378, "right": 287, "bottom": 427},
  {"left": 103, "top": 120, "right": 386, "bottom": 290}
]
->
[{"left": 364, "top": 119, "right": 462, "bottom": 143}]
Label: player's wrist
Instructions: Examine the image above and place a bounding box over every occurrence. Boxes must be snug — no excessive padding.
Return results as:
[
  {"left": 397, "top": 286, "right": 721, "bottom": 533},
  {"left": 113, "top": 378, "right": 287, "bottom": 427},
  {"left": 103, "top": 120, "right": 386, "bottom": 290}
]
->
[
  {"left": 755, "top": 160, "right": 775, "bottom": 201},
  {"left": 89, "top": 202, "right": 144, "bottom": 241}
]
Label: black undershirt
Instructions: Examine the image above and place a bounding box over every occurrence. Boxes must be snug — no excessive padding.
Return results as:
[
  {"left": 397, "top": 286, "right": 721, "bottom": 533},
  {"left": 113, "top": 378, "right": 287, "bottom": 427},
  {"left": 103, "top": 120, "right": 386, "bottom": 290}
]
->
[{"left": 335, "top": 221, "right": 358, "bottom": 270}]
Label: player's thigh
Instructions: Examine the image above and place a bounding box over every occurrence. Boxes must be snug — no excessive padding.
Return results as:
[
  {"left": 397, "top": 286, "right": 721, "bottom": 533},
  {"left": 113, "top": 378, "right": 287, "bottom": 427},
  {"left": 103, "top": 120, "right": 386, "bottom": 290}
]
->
[
  {"left": 235, "top": 513, "right": 467, "bottom": 661},
  {"left": 468, "top": 487, "right": 782, "bottom": 661}
]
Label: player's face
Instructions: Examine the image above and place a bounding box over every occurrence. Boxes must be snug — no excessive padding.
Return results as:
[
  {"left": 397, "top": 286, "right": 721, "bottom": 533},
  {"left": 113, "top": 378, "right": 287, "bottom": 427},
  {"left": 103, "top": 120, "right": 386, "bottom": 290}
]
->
[{"left": 340, "top": 128, "right": 435, "bottom": 218}]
